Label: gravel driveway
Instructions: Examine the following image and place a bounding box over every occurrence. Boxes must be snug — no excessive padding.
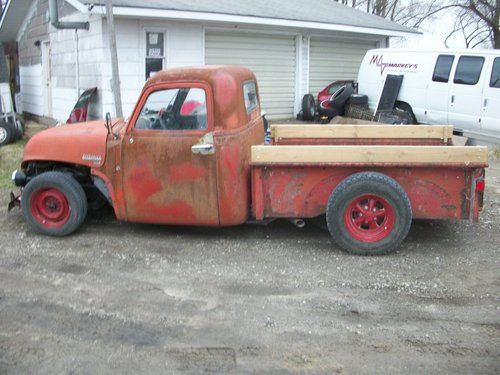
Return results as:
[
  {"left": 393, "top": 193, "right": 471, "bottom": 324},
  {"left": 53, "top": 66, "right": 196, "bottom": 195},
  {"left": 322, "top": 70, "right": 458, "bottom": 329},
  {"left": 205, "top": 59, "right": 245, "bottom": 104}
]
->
[{"left": 0, "top": 159, "right": 499, "bottom": 374}]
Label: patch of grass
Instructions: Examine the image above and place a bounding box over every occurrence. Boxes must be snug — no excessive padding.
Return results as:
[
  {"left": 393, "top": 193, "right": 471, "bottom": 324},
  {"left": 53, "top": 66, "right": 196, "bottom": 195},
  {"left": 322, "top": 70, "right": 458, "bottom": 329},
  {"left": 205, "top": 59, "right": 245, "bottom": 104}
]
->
[{"left": 0, "top": 138, "right": 27, "bottom": 189}]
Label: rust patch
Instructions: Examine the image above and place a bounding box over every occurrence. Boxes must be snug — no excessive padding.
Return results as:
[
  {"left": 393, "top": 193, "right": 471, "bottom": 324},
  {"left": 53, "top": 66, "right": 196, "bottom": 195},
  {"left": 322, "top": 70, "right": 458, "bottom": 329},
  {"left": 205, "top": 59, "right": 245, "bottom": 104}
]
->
[
  {"left": 169, "top": 162, "right": 206, "bottom": 183},
  {"left": 153, "top": 200, "right": 196, "bottom": 221},
  {"left": 127, "top": 156, "right": 195, "bottom": 221}
]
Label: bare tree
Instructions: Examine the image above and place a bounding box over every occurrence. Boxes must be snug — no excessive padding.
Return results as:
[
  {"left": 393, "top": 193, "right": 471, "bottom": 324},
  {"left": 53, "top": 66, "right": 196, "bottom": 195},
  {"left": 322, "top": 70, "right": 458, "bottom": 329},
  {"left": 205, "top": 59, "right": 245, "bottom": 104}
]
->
[
  {"left": 335, "top": 0, "right": 500, "bottom": 48},
  {"left": 333, "top": 0, "right": 444, "bottom": 27}
]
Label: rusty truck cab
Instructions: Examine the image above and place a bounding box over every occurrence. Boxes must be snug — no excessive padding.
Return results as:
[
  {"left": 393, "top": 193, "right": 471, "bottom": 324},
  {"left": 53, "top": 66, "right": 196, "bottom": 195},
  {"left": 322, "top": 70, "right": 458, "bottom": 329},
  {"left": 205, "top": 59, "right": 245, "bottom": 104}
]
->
[{"left": 101, "top": 65, "right": 265, "bottom": 226}]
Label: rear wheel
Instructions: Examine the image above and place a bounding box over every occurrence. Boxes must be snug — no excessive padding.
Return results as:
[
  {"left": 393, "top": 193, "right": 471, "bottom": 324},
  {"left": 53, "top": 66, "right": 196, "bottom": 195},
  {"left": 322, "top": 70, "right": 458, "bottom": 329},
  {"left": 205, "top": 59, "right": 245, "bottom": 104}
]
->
[
  {"left": 21, "top": 172, "right": 88, "bottom": 236},
  {"left": 326, "top": 172, "right": 412, "bottom": 255},
  {"left": 394, "top": 101, "right": 417, "bottom": 124}
]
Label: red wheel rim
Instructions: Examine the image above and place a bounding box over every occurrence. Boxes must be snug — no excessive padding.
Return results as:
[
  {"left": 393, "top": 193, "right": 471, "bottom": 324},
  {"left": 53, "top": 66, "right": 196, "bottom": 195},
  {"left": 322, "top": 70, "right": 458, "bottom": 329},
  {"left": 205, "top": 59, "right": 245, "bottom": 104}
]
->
[
  {"left": 30, "top": 188, "right": 70, "bottom": 229},
  {"left": 344, "top": 194, "right": 395, "bottom": 243}
]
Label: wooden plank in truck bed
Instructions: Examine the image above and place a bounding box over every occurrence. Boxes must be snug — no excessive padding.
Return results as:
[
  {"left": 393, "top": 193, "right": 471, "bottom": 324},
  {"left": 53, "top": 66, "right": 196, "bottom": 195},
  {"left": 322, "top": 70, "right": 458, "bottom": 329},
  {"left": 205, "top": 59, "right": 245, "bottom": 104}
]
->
[
  {"left": 270, "top": 124, "right": 453, "bottom": 142},
  {"left": 251, "top": 145, "right": 488, "bottom": 166}
]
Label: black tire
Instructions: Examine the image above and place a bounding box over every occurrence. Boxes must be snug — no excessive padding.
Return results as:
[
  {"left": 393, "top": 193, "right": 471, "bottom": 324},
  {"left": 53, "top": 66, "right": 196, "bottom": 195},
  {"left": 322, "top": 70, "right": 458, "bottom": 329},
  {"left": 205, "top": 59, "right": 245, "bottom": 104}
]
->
[
  {"left": 326, "top": 172, "right": 412, "bottom": 256},
  {"left": 302, "top": 94, "right": 316, "bottom": 121},
  {"left": 348, "top": 94, "right": 368, "bottom": 105},
  {"left": 21, "top": 172, "right": 88, "bottom": 236},
  {"left": 15, "top": 115, "right": 25, "bottom": 140},
  {"left": 0, "top": 121, "right": 14, "bottom": 146},
  {"left": 394, "top": 101, "right": 417, "bottom": 124}
]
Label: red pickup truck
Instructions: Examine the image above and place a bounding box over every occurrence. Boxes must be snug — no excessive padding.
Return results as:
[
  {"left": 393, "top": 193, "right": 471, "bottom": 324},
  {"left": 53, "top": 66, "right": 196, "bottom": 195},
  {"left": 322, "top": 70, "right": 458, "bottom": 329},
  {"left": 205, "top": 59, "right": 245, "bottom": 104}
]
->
[{"left": 10, "top": 66, "right": 488, "bottom": 255}]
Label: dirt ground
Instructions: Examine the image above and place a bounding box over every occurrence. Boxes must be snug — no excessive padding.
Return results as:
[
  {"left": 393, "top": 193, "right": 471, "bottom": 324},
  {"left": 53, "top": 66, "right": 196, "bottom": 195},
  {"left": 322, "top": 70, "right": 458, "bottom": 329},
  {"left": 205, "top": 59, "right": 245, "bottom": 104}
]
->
[{"left": 0, "top": 136, "right": 499, "bottom": 374}]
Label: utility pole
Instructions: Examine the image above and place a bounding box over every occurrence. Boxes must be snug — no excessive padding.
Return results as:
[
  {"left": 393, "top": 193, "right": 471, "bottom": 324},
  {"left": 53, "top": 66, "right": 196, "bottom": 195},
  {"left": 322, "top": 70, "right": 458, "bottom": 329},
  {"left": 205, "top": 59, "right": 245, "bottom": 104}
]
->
[{"left": 105, "top": 0, "right": 123, "bottom": 118}]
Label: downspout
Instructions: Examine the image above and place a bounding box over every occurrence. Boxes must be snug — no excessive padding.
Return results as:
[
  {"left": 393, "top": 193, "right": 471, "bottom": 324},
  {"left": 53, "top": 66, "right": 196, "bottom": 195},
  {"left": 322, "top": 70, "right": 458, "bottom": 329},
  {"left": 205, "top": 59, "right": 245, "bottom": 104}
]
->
[
  {"left": 49, "top": 0, "right": 89, "bottom": 30},
  {"left": 74, "top": 30, "right": 79, "bottom": 97}
]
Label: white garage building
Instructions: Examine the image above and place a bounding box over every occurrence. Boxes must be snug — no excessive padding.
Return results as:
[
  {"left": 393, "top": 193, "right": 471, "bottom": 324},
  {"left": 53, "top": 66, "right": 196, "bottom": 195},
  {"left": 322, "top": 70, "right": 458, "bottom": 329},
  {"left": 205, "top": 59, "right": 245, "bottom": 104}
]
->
[{"left": 1, "top": 0, "right": 418, "bottom": 121}]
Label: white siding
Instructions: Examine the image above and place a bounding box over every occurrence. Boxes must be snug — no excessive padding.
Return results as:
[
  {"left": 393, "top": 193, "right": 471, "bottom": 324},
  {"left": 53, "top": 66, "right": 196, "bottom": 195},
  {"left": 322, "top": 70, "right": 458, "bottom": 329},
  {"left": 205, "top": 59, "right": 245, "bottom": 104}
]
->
[
  {"left": 102, "top": 19, "right": 204, "bottom": 117},
  {"left": 205, "top": 31, "right": 296, "bottom": 119},
  {"left": 309, "top": 37, "right": 378, "bottom": 95}
]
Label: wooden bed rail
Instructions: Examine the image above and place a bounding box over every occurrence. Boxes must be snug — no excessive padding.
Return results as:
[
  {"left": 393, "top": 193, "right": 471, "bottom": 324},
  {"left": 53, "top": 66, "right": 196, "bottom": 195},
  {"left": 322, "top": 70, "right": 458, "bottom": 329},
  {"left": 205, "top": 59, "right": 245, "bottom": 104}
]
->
[
  {"left": 251, "top": 145, "right": 488, "bottom": 166},
  {"left": 270, "top": 124, "right": 454, "bottom": 143}
]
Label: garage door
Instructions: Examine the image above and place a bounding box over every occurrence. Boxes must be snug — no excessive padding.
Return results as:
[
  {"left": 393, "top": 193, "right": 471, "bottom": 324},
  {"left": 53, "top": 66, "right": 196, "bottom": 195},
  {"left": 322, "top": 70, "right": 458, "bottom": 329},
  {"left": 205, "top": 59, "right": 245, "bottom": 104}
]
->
[
  {"left": 205, "top": 31, "right": 296, "bottom": 119},
  {"left": 309, "top": 37, "right": 377, "bottom": 96}
]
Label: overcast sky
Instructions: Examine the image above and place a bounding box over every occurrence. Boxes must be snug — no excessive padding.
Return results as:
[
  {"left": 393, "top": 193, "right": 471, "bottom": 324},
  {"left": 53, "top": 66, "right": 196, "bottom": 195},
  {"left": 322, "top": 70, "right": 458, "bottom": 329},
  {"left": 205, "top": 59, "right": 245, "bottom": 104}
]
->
[{"left": 392, "top": 7, "right": 474, "bottom": 49}]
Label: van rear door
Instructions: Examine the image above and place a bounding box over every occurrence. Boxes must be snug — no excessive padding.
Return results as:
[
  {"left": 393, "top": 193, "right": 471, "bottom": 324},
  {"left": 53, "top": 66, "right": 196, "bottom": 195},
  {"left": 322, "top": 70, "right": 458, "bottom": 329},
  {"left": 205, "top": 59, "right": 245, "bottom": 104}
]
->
[
  {"left": 448, "top": 55, "right": 485, "bottom": 131},
  {"left": 480, "top": 56, "right": 500, "bottom": 135}
]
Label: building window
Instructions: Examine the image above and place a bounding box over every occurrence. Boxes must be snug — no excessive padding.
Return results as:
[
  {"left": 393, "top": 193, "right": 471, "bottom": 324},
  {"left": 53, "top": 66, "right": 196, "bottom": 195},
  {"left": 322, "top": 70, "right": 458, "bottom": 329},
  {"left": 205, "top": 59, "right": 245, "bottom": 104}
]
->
[
  {"left": 432, "top": 55, "right": 454, "bottom": 83},
  {"left": 145, "top": 32, "right": 164, "bottom": 80},
  {"left": 243, "top": 81, "right": 259, "bottom": 113},
  {"left": 490, "top": 57, "right": 500, "bottom": 88},
  {"left": 454, "top": 56, "right": 484, "bottom": 85},
  {"left": 135, "top": 87, "right": 207, "bottom": 130}
]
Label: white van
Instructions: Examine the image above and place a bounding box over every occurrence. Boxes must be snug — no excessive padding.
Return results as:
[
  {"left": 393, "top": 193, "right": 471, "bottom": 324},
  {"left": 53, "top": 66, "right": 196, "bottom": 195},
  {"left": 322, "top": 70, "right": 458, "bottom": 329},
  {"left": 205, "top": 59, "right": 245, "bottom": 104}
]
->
[{"left": 357, "top": 48, "right": 500, "bottom": 140}]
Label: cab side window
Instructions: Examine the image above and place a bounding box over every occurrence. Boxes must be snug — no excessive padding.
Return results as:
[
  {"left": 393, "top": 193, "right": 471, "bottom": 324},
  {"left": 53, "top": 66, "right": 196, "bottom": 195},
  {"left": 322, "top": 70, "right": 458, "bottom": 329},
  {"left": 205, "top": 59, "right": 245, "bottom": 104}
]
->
[
  {"left": 454, "top": 56, "right": 484, "bottom": 85},
  {"left": 490, "top": 57, "right": 500, "bottom": 88},
  {"left": 135, "top": 87, "right": 207, "bottom": 130},
  {"left": 432, "top": 55, "right": 454, "bottom": 82}
]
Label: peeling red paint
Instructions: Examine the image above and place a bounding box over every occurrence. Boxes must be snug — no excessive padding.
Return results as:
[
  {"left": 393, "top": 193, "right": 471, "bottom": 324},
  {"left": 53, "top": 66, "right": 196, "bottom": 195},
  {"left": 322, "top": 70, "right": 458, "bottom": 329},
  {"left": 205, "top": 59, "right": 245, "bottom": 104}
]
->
[{"left": 129, "top": 156, "right": 162, "bottom": 200}]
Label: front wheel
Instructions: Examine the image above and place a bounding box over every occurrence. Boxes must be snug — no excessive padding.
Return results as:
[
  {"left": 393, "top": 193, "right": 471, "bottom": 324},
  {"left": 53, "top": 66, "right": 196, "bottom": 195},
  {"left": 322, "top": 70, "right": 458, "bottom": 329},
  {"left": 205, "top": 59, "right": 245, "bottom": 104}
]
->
[
  {"left": 21, "top": 172, "right": 88, "bottom": 236},
  {"left": 326, "top": 172, "right": 412, "bottom": 255}
]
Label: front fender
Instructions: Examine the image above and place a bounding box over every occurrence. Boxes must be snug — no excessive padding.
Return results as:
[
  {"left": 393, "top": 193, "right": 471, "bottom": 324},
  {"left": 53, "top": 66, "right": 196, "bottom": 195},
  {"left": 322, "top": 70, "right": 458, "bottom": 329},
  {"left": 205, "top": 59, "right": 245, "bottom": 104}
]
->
[{"left": 22, "top": 120, "right": 109, "bottom": 169}]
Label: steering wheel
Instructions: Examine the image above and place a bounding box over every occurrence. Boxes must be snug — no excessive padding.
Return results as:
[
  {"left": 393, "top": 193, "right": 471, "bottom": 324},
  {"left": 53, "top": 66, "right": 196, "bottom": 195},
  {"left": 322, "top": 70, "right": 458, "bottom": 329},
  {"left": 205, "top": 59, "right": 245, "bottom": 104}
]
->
[{"left": 149, "top": 108, "right": 175, "bottom": 129}]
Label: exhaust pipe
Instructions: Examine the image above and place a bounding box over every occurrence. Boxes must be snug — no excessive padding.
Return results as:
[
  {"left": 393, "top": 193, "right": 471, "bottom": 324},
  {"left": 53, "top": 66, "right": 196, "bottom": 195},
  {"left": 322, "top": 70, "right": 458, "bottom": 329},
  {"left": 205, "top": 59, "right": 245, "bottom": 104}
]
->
[
  {"left": 49, "top": 0, "right": 89, "bottom": 30},
  {"left": 289, "top": 218, "right": 305, "bottom": 228}
]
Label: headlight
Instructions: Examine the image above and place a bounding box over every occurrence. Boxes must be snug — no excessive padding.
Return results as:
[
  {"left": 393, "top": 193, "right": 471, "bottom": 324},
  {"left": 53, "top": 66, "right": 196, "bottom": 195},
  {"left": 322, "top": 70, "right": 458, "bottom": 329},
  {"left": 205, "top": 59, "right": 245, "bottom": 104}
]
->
[{"left": 12, "top": 170, "right": 27, "bottom": 187}]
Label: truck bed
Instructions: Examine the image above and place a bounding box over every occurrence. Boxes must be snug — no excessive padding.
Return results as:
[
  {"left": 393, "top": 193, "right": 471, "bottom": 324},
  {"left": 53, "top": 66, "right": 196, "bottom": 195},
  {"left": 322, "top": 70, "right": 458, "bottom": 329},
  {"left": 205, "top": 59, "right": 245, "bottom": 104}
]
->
[{"left": 251, "top": 124, "right": 488, "bottom": 222}]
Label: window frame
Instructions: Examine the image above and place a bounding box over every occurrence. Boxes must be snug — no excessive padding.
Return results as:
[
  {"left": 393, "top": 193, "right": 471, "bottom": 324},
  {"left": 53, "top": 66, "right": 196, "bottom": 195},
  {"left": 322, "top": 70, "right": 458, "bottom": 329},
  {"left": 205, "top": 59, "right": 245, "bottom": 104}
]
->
[
  {"left": 453, "top": 55, "right": 485, "bottom": 86},
  {"left": 432, "top": 54, "right": 455, "bottom": 83},
  {"left": 489, "top": 57, "right": 500, "bottom": 88},
  {"left": 128, "top": 82, "right": 213, "bottom": 135},
  {"left": 143, "top": 28, "right": 166, "bottom": 81}
]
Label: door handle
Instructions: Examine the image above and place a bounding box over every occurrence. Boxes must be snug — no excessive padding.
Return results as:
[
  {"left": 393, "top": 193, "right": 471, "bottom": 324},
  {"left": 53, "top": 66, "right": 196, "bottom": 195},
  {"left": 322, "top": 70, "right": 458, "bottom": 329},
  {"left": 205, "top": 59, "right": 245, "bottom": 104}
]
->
[
  {"left": 451, "top": 95, "right": 455, "bottom": 104},
  {"left": 191, "top": 143, "right": 214, "bottom": 155},
  {"left": 484, "top": 98, "right": 488, "bottom": 108}
]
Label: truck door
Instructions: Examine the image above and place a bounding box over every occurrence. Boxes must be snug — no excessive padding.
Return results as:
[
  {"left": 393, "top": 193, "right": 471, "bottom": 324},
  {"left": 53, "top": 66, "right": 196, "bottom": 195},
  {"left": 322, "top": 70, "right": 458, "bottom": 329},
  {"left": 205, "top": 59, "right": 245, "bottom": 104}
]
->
[
  {"left": 121, "top": 83, "right": 219, "bottom": 225},
  {"left": 480, "top": 56, "right": 500, "bottom": 134},
  {"left": 448, "top": 55, "right": 485, "bottom": 131},
  {"left": 426, "top": 54, "right": 454, "bottom": 124}
]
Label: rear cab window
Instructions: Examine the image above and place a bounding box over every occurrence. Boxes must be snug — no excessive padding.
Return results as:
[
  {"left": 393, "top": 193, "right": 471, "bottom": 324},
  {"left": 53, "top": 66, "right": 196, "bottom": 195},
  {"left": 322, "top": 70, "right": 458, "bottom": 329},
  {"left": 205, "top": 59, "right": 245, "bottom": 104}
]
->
[
  {"left": 490, "top": 57, "right": 500, "bottom": 88},
  {"left": 243, "top": 81, "right": 259, "bottom": 113},
  {"left": 432, "top": 55, "right": 454, "bottom": 82},
  {"left": 454, "top": 56, "right": 485, "bottom": 85}
]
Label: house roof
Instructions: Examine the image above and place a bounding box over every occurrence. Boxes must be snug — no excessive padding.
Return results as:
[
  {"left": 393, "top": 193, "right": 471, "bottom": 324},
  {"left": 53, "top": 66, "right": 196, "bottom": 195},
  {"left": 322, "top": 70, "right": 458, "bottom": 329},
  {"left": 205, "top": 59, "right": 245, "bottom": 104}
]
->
[
  {"left": 0, "top": 0, "right": 33, "bottom": 42},
  {"left": 82, "top": 0, "right": 418, "bottom": 35},
  {"left": 1, "top": 0, "right": 419, "bottom": 43}
]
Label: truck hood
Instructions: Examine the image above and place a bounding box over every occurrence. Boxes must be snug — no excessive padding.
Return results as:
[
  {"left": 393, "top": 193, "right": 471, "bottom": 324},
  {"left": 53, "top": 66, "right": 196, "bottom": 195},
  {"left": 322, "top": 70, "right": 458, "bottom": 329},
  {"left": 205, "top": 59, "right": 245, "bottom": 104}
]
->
[{"left": 23, "top": 120, "right": 111, "bottom": 168}]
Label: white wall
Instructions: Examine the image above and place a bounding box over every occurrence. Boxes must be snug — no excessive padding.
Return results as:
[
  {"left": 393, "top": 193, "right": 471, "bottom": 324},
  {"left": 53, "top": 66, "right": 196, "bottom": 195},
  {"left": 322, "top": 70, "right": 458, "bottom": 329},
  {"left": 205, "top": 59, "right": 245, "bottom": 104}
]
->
[{"left": 101, "top": 18, "right": 204, "bottom": 118}]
